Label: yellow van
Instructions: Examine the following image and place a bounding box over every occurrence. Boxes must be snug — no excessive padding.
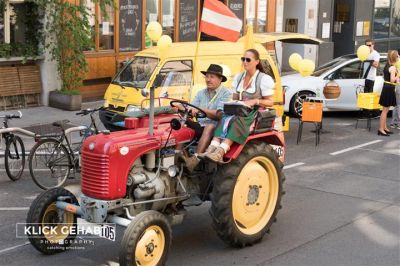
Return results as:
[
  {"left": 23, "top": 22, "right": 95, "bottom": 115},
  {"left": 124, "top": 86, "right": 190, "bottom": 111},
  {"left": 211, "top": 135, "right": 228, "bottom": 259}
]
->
[{"left": 99, "top": 33, "right": 321, "bottom": 130}]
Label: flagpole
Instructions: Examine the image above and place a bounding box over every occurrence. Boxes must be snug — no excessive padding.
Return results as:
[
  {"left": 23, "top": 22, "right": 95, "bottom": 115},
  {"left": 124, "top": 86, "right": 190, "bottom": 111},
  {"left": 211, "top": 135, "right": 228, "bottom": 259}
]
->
[{"left": 191, "top": 31, "right": 202, "bottom": 100}]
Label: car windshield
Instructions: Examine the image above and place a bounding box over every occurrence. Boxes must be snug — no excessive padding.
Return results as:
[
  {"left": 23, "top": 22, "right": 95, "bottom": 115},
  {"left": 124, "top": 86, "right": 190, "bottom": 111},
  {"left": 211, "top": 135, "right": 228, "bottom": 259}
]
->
[
  {"left": 312, "top": 55, "right": 356, "bottom": 77},
  {"left": 113, "top": 57, "right": 159, "bottom": 88}
]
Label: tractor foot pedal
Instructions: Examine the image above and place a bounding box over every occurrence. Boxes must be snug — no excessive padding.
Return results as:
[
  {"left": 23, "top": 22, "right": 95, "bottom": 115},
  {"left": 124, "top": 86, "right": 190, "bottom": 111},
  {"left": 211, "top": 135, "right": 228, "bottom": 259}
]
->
[{"left": 182, "top": 194, "right": 203, "bottom": 207}]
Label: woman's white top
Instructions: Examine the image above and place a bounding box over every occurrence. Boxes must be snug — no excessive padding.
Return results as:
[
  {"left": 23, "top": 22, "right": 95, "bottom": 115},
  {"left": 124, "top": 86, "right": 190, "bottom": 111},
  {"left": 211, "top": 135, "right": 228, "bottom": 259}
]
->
[{"left": 232, "top": 70, "right": 275, "bottom": 97}]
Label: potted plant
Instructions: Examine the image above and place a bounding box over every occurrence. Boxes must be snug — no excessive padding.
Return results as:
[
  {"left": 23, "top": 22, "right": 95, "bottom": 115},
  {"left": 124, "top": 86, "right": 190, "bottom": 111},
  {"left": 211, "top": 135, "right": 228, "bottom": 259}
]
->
[{"left": 43, "top": 0, "right": 112, "bottom": 111}]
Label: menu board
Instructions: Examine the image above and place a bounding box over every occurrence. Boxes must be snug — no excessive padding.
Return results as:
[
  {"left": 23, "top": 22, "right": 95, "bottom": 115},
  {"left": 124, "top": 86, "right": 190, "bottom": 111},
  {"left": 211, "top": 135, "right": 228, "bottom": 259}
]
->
[
  {"left": 179, "top": 0, "right": 198, "bottom": 42},
  {"left": 119, "top": 0, "right": 142, "bottom": 52},
  {"left": 228, "top": 0, "right": 244, "bottom": 33}
]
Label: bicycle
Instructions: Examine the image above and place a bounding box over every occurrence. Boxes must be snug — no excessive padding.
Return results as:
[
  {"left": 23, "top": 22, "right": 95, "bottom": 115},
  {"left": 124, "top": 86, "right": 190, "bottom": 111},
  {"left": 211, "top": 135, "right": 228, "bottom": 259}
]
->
[
  {"left": 0, "top": 111, "right": 34, "bottom": 181},
  {"left": 28, "top": 107, "right": 102, "bottom": 190}
]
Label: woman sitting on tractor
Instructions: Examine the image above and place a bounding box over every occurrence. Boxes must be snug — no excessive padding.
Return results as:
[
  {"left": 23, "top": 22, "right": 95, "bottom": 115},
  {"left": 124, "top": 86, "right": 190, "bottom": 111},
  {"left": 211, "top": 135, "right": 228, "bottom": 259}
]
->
[{"left": 201, "top": 49, "right": 275, "bottom": 163}]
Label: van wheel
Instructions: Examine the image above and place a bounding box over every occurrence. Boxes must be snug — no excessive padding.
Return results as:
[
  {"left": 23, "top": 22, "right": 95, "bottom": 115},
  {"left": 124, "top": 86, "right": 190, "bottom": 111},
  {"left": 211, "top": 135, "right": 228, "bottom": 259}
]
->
[{"left": 289, "top": 91, "right": 316, "bottom": 117}]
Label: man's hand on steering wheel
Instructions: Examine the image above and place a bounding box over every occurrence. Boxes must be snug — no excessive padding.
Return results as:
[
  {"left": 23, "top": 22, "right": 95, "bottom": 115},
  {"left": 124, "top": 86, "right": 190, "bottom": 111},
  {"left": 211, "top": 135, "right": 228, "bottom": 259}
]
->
[{"left": 170, "top": 100, "right": 207, "bottom": 121}]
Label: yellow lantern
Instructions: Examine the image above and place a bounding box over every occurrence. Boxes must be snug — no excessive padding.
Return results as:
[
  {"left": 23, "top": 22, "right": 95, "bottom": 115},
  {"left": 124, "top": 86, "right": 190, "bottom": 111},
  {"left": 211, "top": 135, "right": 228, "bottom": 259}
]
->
[
  {"left": 146, "top": 21, "right": 162, "bottom": 42},
  {"left": 289, "top": 53, "right": 302, "bottom": 71},
  {"left": 357, "top": 45, "right": 370, "bottom": 61},
  {"left": 299, "top": 59, "right": 315, "bottom": 77}
]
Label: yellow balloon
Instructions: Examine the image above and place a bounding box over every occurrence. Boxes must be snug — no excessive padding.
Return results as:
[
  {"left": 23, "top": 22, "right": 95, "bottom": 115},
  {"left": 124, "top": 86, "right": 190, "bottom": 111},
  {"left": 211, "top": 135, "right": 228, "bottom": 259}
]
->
[
  {"left": 157, "top": 35, "right": 172, "bottom": 52},
  {"left": 289, "top": 53, "right": 302, "bottom": 71},
  {"left": 146, "top": 21, "right": 162, "bottom": 42},
  {"left": 299, "top": 59, "right": 315, "bottom": 77},
  {"left": 357, "top": 45, "right": 370, "bottom": 61}
]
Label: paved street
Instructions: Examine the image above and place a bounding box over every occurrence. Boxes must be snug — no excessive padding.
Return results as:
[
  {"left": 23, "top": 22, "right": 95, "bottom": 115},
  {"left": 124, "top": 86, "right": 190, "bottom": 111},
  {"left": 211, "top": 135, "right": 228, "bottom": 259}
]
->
[{"left": 0, "top": 105, "right": 399, "bottom": 266}]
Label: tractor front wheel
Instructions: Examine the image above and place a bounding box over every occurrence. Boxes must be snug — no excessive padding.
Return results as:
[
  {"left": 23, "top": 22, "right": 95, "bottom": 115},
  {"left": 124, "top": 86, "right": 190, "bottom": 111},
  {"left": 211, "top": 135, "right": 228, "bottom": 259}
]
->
[
  {"left": 210, "top": 142, "right": 284, "bottom": 247},
  {"left": 120, "top": 210, "right": 172, "bottom": 266}
]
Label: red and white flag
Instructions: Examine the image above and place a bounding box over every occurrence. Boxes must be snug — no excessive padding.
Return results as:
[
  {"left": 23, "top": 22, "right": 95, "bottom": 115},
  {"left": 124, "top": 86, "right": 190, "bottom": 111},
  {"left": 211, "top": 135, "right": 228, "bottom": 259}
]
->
[{"left": 200, "top": 0, "right": 243, "bottom": 42}]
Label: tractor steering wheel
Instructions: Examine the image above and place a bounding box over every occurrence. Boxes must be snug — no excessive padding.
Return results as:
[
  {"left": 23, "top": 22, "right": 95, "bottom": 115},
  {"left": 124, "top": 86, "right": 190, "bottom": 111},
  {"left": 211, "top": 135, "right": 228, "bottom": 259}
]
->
[{"left": 170, "top": 100, "right": 207, "bottom": 119}]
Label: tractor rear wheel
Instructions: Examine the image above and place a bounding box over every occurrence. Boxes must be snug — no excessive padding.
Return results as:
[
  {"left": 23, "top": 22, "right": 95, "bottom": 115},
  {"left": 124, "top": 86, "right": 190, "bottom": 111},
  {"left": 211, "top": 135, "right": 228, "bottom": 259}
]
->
[
  {"left": 210, "top": 142, "right": 283, "bottom": 247},
  {"left": 120, "top": 210, "right": 172, "bottom": 266},
  {"left": 26, "top": 187, "right": 78, "bottom": 254}
]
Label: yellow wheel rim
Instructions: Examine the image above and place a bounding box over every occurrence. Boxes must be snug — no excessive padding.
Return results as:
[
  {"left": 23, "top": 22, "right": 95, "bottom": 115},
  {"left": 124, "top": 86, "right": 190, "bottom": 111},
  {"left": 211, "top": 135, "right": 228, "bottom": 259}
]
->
[
  {"left": 135, "top": 225, "right": 165, "bottom": 266},
  {"left": 232, "top": 156, "right": 279, "bottom": 235},
  {"left": 42, "top": 203, "right": 74, "bottom": 242}
]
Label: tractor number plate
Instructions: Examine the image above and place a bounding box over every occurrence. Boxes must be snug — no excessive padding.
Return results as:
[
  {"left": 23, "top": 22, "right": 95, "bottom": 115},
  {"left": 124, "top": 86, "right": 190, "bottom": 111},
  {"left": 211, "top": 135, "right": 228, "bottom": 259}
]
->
[{"left": 100, "top": 224, "right": 116, "bottom": 241}]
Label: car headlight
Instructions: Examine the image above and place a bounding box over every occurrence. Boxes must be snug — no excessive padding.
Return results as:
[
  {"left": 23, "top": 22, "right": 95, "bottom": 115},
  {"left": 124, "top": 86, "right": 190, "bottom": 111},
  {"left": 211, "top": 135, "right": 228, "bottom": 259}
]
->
[{"left": 126, "top": 105, "right": 141, "bottom": 112}]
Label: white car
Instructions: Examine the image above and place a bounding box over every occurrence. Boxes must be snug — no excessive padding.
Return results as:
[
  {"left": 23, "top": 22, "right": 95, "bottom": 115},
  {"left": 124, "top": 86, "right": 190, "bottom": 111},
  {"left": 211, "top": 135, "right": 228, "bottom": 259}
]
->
[{"left": 282, "top": 54, "right": 387, "bottom": 117}]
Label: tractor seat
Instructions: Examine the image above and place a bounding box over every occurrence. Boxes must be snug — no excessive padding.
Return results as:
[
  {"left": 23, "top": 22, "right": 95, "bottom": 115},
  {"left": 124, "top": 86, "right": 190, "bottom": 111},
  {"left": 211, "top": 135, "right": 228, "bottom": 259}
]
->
[{"left": 251, "top": 109, "right": 276, "bottom": 134}]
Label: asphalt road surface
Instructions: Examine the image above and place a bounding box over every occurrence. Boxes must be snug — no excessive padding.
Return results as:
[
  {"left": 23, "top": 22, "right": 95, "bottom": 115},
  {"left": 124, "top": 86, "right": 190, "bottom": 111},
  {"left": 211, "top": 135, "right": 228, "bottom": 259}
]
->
[{"left": 0, "top": 108, "right": 399, "bottom": 266}]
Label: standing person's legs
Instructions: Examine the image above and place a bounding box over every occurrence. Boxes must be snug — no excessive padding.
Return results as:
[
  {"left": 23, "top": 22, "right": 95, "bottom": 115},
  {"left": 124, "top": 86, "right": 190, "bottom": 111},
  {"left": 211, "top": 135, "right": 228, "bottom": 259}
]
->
[{"left": 379, "top": 107, "right": 389, "bottom": 133}]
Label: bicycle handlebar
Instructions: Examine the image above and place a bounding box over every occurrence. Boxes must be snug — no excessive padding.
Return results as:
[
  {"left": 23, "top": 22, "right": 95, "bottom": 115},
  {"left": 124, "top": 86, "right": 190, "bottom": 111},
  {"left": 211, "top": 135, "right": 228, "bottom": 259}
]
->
[{"left": 76, "top": 107, "right": 104, "bottom": 116}]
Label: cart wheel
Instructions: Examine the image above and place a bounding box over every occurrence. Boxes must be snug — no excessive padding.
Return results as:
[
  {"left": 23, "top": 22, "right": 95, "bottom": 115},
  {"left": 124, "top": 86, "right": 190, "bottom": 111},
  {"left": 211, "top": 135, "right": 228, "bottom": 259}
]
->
[
  {"left": 26, "top": 188, "right": 78, "bottom": 255},
  {"left": 120, "top": 210, "right": 172, "bottom": 266}
]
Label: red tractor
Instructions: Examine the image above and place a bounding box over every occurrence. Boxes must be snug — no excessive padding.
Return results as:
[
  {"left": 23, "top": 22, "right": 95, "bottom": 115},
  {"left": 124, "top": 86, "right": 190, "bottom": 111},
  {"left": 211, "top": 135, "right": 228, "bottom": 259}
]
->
[{"left": 26, "top": 77, "right": 285, "bottom": 265}]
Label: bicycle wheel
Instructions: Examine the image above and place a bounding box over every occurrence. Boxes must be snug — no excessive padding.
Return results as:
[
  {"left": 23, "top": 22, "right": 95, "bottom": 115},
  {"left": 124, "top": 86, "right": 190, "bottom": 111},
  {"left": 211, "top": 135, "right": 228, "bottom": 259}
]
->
[
  {"left": 29, "top": 139, "right": 71, "bottom": 190},
  {"left": 5, "top": 135, "right": 25, "bottom": 181}
]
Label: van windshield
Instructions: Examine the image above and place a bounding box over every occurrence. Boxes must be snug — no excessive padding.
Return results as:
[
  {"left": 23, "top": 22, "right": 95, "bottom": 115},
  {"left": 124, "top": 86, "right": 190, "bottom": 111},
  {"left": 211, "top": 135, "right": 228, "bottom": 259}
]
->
[{"left": 113, "top": 57, "right": 159, "bottom": 88}]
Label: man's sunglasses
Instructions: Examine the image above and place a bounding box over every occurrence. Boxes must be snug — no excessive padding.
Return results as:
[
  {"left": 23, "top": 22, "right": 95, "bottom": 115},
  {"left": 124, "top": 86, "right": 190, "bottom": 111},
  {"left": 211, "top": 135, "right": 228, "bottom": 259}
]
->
[
  {"left": 241, "top": 57, "right": 252, "bottom": 63},
  {"left": 366, "top": 44, "right": 372, "bottom": 47}
]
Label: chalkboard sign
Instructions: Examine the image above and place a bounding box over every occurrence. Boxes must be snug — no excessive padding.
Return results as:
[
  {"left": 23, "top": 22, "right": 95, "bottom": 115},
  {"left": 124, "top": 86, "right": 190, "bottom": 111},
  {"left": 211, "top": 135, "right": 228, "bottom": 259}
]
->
[
  {"left": 179, "top": 0, "right": 198, "bottom": 42},
  {"left": 119, "top": 0, "right": 142, "bottom": 52},
  {"left": 228, "top": 0, "right": 244, "bottom": 33}
]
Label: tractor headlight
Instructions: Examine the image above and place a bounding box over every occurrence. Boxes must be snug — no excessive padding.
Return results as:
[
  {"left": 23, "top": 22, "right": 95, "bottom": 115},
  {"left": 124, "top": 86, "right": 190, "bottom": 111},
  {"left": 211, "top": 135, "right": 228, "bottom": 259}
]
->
[{"left": 126, "top": 105, "right": 141, "bottom": 112}]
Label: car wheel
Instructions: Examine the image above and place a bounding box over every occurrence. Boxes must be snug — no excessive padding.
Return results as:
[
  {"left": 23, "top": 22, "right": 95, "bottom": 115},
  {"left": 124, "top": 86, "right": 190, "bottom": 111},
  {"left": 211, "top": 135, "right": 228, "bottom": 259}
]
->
[{"left": 289, "top": 91, "right": 316, "bottom": 118}]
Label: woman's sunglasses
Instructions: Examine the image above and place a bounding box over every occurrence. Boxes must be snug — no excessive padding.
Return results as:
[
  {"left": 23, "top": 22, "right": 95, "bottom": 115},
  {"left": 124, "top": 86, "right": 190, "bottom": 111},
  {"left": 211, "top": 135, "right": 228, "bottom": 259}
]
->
[{"left": 241, "top": 57, "right": 252, "bottom": 63}]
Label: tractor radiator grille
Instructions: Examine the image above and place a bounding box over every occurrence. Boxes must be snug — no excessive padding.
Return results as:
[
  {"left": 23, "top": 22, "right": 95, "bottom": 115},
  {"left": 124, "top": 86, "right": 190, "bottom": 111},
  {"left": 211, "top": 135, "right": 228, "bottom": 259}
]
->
[{"left": 81, "top": 151, "right": 110, "bottom": 197}]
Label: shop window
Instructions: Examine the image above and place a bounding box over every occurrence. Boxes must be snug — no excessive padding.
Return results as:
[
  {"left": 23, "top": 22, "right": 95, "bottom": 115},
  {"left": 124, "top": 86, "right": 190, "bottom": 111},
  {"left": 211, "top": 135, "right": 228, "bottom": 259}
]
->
[
  {"left": 0, "top": 7, "right": 4, "bottom": 43},
  {"left": 0, "top": 1, "right": 40, "bottom": 56},
  {"left": 81, "top": 0, "right": 115, "bottom": 51},
  {"left": 257, "top": 0, "right": 267, "bottom": 32},
  {"left": 391, "top": 0, "right": 400, "bottom": 38},
  {"left": 246, "top": 0, "right": 256, "bottom": 26},
  {"left": 373, "top": 0, "right": 390, "bottom": 39},
  {"left": 374, "top": 40, "right": 389, "bottom": 52},
  {"left": 99, "top": 5, "right": 115, "bottom": 50},
  {"left": 389, "top": 40, "right": 400, "bottom": 51},
  {"left": 146, "top": 0, "right": 159, "bottom": 24},
  {"left": 162, "top": 0, "right": 175, "bottom": 40},
  {"left": 82, "top": 0, "right": 96, "bottom": 51}
]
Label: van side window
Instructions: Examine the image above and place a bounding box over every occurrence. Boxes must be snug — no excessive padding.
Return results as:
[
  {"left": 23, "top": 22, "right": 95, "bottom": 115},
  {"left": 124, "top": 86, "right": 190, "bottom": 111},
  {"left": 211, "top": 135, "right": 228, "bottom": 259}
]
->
[
  {"left": 159, "top": 60, "right": 193, "bottom": 86},
  {"left": 261, "top": 59, "right": 275, "bottom": 80}
]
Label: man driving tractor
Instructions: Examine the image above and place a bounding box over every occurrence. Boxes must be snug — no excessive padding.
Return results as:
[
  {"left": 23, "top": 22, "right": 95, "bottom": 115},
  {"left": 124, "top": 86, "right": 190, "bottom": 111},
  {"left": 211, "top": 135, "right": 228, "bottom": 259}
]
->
[{"left": 180, "top": 64, "right": 232, "bottom": 172}]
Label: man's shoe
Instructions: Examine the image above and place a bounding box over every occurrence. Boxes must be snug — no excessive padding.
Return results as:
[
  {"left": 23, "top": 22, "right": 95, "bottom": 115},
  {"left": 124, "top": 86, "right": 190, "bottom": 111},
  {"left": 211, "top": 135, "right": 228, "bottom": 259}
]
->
[
  {"left": 182, "top": 155, "right": 200, "bottom": 172},
  {"left": 182, "top": 194, "right": 203, "bottom": 206},
  {"left": 205, "top": 147, "right": 225, "bottom": 164},
  {"left": 198, "top": 145, "right": 217, "bottom": 159}
]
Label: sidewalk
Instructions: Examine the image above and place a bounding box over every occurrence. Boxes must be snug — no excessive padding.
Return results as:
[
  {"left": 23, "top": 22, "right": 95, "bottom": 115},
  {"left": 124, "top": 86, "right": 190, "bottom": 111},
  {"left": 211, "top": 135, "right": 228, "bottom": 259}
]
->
[{"left": 0, "top": 100, "right": 105, "bottom": 152}]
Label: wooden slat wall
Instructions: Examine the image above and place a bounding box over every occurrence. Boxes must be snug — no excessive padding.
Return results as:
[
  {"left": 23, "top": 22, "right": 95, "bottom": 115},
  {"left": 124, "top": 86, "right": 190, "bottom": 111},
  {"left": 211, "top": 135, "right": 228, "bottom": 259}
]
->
[
  {"left": 0, "top": 67, "right": 22, "bottom": 97},
  {"left": 18, "top": 65, "right": 42, "bottom": 94}
]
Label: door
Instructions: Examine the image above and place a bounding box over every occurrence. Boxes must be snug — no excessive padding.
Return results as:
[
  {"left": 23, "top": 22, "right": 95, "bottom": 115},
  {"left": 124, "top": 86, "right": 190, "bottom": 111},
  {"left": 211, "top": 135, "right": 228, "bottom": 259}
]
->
[{"left": 326, "top": 60, "right": 363, "bottom": 110}]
